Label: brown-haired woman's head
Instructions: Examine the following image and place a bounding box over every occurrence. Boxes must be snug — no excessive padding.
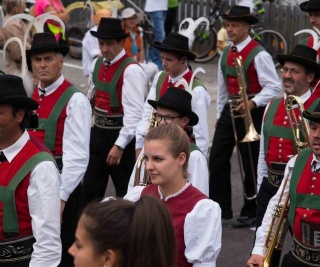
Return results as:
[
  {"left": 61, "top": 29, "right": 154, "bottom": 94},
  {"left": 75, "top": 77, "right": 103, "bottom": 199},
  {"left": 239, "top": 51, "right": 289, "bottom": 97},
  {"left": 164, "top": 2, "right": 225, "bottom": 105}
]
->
[{"left": 69, "top": 196, "right": 176, "bottom": 267}]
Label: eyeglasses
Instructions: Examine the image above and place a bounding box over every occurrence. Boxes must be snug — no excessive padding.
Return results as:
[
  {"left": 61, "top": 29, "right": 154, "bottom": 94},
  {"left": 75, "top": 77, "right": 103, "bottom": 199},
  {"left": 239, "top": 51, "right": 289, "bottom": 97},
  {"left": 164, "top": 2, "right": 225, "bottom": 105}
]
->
[
  {"left": 281, "top": 67, "right": 301, "bottom": 75},
  {"left": 153, "top": 113, "right": 181, "bottom": 124}
]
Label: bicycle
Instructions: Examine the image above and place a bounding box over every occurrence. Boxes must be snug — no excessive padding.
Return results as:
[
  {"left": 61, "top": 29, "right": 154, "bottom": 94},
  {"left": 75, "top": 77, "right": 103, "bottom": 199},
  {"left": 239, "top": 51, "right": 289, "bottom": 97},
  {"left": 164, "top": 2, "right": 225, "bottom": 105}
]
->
[{"left": 192, "top": 0, "right": 288, "bottom": 67}]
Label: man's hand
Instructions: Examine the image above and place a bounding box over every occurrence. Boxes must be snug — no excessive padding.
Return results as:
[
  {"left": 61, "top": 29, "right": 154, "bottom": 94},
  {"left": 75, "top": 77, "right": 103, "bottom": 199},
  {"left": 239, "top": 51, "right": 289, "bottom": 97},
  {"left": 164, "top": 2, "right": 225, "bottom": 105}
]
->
[
  {"left": 106, "top": 145, "right": 124, "bottom": 166},
  {"left": 247, "top": 254, "right": 264, "bottom": 267},
  {"left": 60, "top": 200, "right": 66, "bottom": 224},
  {"left": 235, "top": 99, "right": 256, "bottom": 117},
  {"left": 136, "top": 148, "right": 142, "bottom": 160}
]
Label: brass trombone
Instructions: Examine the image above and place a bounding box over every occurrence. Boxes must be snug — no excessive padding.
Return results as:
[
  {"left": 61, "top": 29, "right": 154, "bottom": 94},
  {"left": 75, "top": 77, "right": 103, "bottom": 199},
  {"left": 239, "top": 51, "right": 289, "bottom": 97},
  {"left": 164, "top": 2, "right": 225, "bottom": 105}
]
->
[
  {"left": 229, "top": 56, "right": 260, "bottom": 200},
  {"left": 263, "top": 95, "right": 310, "bottom": 267}
]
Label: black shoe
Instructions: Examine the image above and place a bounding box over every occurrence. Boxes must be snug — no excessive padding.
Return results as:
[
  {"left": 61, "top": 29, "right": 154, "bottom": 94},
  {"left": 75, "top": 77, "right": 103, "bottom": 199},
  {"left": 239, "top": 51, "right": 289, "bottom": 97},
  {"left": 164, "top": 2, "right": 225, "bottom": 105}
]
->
[
  {"left": 221, "top": 210, "right": 233, "bottom": 220},
  {"left": 232, "top": 216, "right": 256, "bottom": 228}
]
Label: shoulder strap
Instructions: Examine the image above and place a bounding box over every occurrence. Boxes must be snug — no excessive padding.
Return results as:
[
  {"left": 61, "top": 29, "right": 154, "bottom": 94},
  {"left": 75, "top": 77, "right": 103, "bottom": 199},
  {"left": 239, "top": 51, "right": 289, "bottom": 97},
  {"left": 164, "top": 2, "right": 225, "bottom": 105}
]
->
[{"left": 156, "top": 71, "right": 168, "bottom": 99}]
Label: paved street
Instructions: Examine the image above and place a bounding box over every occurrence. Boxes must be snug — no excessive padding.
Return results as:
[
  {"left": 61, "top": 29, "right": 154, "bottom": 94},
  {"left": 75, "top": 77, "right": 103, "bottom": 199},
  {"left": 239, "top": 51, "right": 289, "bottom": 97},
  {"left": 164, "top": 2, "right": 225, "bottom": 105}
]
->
[{"left": 0, "top": 53, "right": 292, "bottom": 267}]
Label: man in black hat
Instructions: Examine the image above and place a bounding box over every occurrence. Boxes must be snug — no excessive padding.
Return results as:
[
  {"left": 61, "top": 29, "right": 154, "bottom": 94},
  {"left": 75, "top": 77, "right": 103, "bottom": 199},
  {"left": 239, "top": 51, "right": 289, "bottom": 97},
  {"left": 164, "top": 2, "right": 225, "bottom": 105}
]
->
[
  {"left": 208, "top": 5, "right": 282, "bottom": 228},
  {"left": 26, "top": 32, "right": 92, "bottom": 267},
  {"left": 247, "top": 101, "right": 320, "bottom": 267},
  {"left": 250, "top": 45, "right": 320, "bottom": 267},
  {"left": 0, "top": 74, "right": 61, "bottom": 267},
  {"left": 135, "top": 31, "right": 211, "bottom": 159},
  {"left": 81, "top": 18, "right": 146, "bottom": 205},
  {"left": 299, "top": 0, "right": 320, "bottom": 96},
  {"left": 127, "top": 87, "right": 209, "bottom": 196}
]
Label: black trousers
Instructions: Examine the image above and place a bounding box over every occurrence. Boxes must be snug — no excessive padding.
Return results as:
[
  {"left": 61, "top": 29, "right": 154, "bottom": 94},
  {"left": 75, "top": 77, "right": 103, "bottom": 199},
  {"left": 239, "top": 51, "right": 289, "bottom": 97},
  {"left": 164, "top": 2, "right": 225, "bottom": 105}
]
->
[
  {"left": 208, "top": 103, "right": 265, "bottom": 218},
  {"left": 0, "top": 260, "right": 30, "bottom": 267},
  {"left": 281, "top": 252, "right": 309, "bottom": 267},
  {"left": 165, "top": 6, "right": 178, "bottom": 35},
  {"left": 59, "top": 184, "right": 82, "bottom": 267},
  {"left": 81, "top": 126, "right": 136, "bottom": 209}
]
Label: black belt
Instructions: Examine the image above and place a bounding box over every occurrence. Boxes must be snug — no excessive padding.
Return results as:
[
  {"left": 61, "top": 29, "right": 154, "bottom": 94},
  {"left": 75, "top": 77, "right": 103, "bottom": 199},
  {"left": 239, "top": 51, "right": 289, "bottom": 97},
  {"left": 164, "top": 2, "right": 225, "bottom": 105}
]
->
[
  {"left": 0, "top": 234, "right": 35, "bottom": 263},
  {"left": 94, "top": 109, "right": 123, "bottom": 129},
  {"left": 292, "top": 237, "right": 320, "bottom": 266},
  {"left": 267, "top": 162, "right": 286, "bottom": 187}
]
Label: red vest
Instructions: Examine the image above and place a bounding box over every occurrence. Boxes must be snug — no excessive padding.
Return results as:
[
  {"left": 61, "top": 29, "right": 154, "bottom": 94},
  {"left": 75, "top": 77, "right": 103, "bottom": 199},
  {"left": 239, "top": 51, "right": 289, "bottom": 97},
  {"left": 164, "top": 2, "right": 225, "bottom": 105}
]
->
[
  {"left": 141, "top": 184, "right": 207, "bottom": 267},
  {"left": 223, "top": 40, "right": 262, "bottom": 95},
  {"left": 93, "top": 55, "right": 136, "bottom": 114},
  {"left": 30, "top": 79, "right": 72, "bottom": 155},
  {"left": 264, "top": 95, "right": 319, "bottom": 167},
  {"left": 0, "top": 138, "right": 51, "bottom": 240}
]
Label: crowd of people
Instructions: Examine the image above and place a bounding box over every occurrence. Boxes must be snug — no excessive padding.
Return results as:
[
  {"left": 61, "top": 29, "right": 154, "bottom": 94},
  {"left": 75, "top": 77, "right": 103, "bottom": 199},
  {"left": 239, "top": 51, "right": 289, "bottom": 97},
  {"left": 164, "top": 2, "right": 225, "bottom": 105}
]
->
[{"left": 0, "top": 0, "right": 320, "bottom": 267}]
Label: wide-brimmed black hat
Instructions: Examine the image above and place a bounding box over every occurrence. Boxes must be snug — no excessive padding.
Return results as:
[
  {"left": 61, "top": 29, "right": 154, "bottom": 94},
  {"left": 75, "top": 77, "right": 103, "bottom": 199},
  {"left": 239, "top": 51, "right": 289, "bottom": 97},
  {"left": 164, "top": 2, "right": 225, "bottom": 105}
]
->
[
  {"left": 26, "top": 32, "right": 69, "bottom": 71},
  {"left": 300, "top": 0, "right": 320, "bottom": 12},
  {"left": 221, "top": 5, "right": 258, "bottom": 25},
  {"left": 153, "top": 32, "right": 196, "bottom": 60},
  {"left": 90, "top": 18, "right": 129, "bottom": 39},
  {"left": 0, "top": 75, "right": 38, "bottom": 110},
  {"left": 303, "top": 102, "right": 320, "bottom": 122},
  {"left": 277, "top": 44, "right": 320, "bottom": 78},
  {"left": 148, "top": 87, "right": 199, "bottom": 126}
]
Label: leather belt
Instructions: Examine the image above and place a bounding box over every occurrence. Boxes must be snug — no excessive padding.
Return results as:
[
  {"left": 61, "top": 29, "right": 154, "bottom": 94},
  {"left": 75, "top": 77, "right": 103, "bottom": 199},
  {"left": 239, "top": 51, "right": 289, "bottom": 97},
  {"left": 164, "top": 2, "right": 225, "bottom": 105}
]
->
[
  {"left": 94, "top": 108, "right": 123, "bottom": 129},
  {"left": 267, "top": 162, "right": 286, "bottom": 187},
  {"left": 292, "top": 237, "right": 320, "bottom": 267},
  {"left": 0, "top": 234, "right": 35, "bottom": 263}
]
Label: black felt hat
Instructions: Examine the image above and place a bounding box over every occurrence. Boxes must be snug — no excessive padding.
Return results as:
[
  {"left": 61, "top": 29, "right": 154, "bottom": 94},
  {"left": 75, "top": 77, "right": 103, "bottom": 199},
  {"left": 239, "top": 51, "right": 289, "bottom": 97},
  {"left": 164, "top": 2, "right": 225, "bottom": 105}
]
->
[
  {"left": 148, "top": 87, "right": 199, "bottom": 126},
  {"left": 26, "top": 32, "right": 69, "bottom": 71},
  {"left": 153, "top": 32, "right": 196, "bottom": 60},
  {"left": 303, "top": 102, "right": 320, "bottom": 122},
  {"left": 277, "top": 45, "right": 320, "bottom": 78},
  {"left": 90, "top": 18, "right": 129, "bottom": 39},
  {"left": 221, "top": 5, "right": 258, "bottom": 25},
  {"left": 300, "top": 0, "right": 320, "bottom": 12},
  {"left": 0, "top": 75, "right": 38, "bottom": 110}
]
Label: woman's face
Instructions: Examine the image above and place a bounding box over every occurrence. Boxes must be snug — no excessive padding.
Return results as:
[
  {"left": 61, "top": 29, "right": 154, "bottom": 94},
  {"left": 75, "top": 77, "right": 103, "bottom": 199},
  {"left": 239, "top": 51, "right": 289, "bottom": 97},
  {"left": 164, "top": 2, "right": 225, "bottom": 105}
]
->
[
  {"left": 144, "top": 139, "right": 186, "bottom": 186},
  {"left": 68, "top": 216, "right": 107, "bottom": 267}
]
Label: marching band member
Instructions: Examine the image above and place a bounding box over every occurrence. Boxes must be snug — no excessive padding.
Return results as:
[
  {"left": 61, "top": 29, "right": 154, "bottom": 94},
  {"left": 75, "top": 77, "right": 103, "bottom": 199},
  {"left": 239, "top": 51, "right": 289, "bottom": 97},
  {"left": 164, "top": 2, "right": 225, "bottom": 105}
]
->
[
  {"left": 247, "top": 101, "right": 320, "bottom": 267},
  {"left": 127, "top": 87, "right": 209, "bottom": 196},
  {"left": 208, "top": 5, "right": 281, "bottom": 227},
  {"left": 125, "top": 124, "right": 221, "bottom": 267}
]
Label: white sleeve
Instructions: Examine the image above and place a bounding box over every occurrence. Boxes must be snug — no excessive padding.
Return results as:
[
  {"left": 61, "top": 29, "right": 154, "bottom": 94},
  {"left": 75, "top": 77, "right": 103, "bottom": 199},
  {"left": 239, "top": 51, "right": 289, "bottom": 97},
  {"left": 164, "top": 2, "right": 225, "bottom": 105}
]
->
[
  {"left": 252, "top": 156, "right": 296, "bottom": 256},
  {"left": 192, "top": 86, "right": 211, "bottom": 156},
  {"left": 60, "top": 92, "right": 92, "bottom": 201},
  {"left": 28, "top": 161, "right": 61, "bottom": 267},
  {"left": 251, "top": 51, "right": 282, "bottom": 108},
  {"left": 115, "top": 64, "right": 147, "bottom": 148},
  {"left": 216, "top": 55, "right": 229, "bottom": 119},
  {"left": 135, "top": 71, "right": 162, "bottom": 150},
  {"left": 123, "top": 186, "right": 144, "bottom": 202},
  {"left": 184, "top": 199, "right": 222, "bottom": 267},
  {"left": 188, "top": 150, "right": 209, "bottom": 196}
]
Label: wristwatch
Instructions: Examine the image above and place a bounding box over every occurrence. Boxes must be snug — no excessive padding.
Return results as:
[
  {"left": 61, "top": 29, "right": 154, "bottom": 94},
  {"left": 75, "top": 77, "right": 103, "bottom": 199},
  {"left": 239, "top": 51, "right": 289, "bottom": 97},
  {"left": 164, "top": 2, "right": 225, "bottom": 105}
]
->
[{"left": 115, "top": 145, "right": 124, "bottom": 150}]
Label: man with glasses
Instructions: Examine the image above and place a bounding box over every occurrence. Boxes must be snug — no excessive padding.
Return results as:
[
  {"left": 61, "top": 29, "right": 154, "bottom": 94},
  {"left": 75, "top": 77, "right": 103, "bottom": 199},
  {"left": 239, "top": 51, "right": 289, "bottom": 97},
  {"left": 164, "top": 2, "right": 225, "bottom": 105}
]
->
[{"left": 127, "top": 87, "right": 209, "bottom": 196}]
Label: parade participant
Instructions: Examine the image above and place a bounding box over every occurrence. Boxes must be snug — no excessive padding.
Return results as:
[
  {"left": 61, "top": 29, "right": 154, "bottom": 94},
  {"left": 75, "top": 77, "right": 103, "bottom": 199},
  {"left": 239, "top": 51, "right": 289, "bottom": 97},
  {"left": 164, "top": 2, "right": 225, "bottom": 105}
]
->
[
  {"left": 299, "top": 0, "right": 320, "bottom": 96},
  {"left": 256, "top": 45, "right": 320, "bottom": 228},
  {"left": 26, "top": 32, "right": 92, "bottom": 267},
  {"left": 69, "top": 196, "right": 176, "bottom": 267},
  {"left": 208, "top": 5, "right": 282, "bottom": 228},
  {"left": 247, "top": 101, "right": 320, "bottom": 267},
  {"left": 127, "top": 87, "right": 209, "bottom": 196},
  {"left": 125, "top": 124, "right": 221, "bottom": 267},
  {"left": 121, "top": 7, "right": 158, "bottom": 84},
  {"left": 0, "top": 74, "right": 61, "bottom": 266},
  {"left": 135, "top": 29, "right": 211, "bottom": 158},
  {"left": 81, "top": 18, "right": 146, "bottom": 206}
]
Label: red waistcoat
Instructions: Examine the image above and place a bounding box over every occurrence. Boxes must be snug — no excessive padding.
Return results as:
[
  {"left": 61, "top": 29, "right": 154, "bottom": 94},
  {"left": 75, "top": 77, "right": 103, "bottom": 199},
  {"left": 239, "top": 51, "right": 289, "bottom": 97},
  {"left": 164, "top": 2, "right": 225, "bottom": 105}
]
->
[
  {"left": 264, "top": 95, "right": 319, "bottom": 167},
  {"left": 222, "top": 40, "right": 262, "bottom": 95},
  {"left": 30, "top": 79, "right": 72, "bottom": 155},
  {"left": 0, "top": 138, "right": 50, "bottom": 239},
  {"left": 141, "top": 184, "right": 207, "bottom": 267}
]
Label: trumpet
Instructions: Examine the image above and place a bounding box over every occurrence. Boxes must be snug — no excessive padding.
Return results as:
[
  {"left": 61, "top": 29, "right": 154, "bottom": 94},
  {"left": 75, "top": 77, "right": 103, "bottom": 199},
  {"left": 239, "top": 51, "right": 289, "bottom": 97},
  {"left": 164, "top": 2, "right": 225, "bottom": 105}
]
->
[
  {"left": 229, "top": 56, "right": 260, "bottom": 200},
  {"left": 263, "top": 95, "right": 310, "bottom": 267}
]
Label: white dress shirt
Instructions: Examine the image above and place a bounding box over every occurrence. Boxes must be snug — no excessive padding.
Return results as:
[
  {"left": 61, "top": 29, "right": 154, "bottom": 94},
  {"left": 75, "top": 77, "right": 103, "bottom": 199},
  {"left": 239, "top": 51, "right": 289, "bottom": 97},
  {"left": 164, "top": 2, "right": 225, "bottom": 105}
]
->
[
  {"left": 135, "top": 69, "right": 211, "bottom": 156},
  {"left": 127, "top": 148, "right": 209, "bottom": 196},
  {"left": 257, "top": 91, "right": 312, "bottom": 191},
  {"left": 144, "top": 0, "right": 168, "bottom": 12},
  {"left": 216, "top": 35, "right": 282, "bottom": 119},
  {"left": 87, "top": 49, "right": 147, "bottom": 149},
  {"left": 2, "top": 131, "right": 61, "bottom": 267},
  {"left": 123, "top": 182, "right": 222, "bottom": 267},
  {"left": 37, "top": 75, "right": 92, "bottom": 201},
  {"left": 82, "top": 25, "right": 101, "bottom": 76}
]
